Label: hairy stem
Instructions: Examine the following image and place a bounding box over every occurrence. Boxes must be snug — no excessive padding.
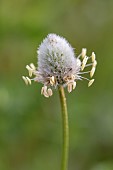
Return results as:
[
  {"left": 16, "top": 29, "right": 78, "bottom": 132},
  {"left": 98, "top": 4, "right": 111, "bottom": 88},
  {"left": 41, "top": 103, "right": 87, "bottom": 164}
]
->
[{"left": 59, "top": 86, "right": 69, "bottom": 170}]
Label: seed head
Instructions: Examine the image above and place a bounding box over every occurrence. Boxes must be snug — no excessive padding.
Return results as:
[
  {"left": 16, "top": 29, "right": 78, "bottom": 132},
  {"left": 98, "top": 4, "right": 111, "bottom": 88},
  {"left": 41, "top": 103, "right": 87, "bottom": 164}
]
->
[{"left": 22, "top": 34, "right": 97, "bottom": 97}]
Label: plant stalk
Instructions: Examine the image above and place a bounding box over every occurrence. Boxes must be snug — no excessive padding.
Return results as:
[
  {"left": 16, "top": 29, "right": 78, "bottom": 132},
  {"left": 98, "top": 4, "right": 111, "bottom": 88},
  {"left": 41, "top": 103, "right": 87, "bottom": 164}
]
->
[{"left": 59, "top": 86, "right": 69, "bottom": 170}]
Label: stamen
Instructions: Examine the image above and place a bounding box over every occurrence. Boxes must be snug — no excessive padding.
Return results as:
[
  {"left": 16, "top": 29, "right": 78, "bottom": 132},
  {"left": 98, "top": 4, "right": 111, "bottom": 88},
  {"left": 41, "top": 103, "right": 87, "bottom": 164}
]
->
[
  {"left": 48, "top": 88, "right": 53, "bottom": 96},
  {"left": 78, "top": 75, "right": 90, "bottom": 81},
  {"left": 85, "top": 63, "right": 93, "bottom": 67},
  {"left": 88, "top": 79, "right": 95, "bottom": 87},
  {"left": 26, "top": 77, "right": 31, "bottom": 85},
  {"left": 50, "top": 76, "right": 56, "bottom": 86},
  {"left": 72, "top": 81, "right": 76, "bottom": 89},
  {"left": 22, "top": 76, "right": 31, "bottom": 85},
  {"left": 26, "top": 65, "right": 33, "bottom": 77},
  {"left": 41, "top": 86, "right": 53, "bottom": 97},
  {"left": 67, "top": 81, "right": 76, "bottom": 93},
  {"left": 78, "top": 71, "right": 90, "bottom": 75},
  {"left": 93, "top": 60, "right": 97, "bottom": 67},
  {"left": 41, "top": 86, "right": 49, "bottom": 98},
  {"left": 91, "top": 52, "right": 96, "bottom": 62},
  {"left": 22, "top": 76, "right": 28, "bottom": 85},
  {"left": 90, "top": 67, "right": 95, "bottom": 77},
  {"left": 81, "top": 56, "right": 88, "bottom": 71},
  {"left": 81, "top": 48, "right": 87, "bottom": 59},
  {"left": 30, "top": 63, "right": 36, "bottom": 70},
  {"left": 67, "top": 83, "right": 72, "bottom": 93}
]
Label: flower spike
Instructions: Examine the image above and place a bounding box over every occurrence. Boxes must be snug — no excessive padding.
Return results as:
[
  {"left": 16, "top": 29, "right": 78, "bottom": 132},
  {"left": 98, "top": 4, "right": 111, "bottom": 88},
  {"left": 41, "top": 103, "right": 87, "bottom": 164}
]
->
[{"left": 22, "top": 34, "right": 97, "bottom": 97}]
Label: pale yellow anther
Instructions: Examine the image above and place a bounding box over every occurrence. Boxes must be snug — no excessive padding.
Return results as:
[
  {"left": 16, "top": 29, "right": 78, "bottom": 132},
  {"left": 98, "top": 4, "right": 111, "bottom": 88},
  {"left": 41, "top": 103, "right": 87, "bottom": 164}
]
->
[
  {"left": 51, "top": 76, "right": 55, "bottom": 83},
  {"left": 30, "top": 63, "right": 36, "bottom": 70},
  {"left": 81, "top": 56, "right": 88, "bottom": 71},
  {"left": 81, "top": 63, "right": 85, "bottom": 71},
  {"left": 83, "top": 56, "right": 88, "bottom": 65},
  {"left": 93, "top": 60, "right": 97, "bottom": 67},
  {"left": 26, "top": 65, "right": 33, "bottom": 77},
  {"left": 22, "top": 76, "right": 28, "bottom": 85},
  {"left": 50, "top": 76, "right": 55, "bottom": 86},
  {"left": 29, "top": 70, "right": 33, "bottom": 77},
  {"left": 67, "top": 84, "right": 72, "bottom": 93},
  {"left": 91, "top": 52, "right": 96, "bottom": 62},
  {"left": 48, "top": 88, "right": 53, "bottom": 96},
  {"left": 26, "top": 65, "right": 31, "bottom": 70},
  {"left": 72, "top": 81, "right": 76, "bottom": 90},
  {"left": 90, "top": 67, "right": 95, "bottom": 77},
  {"left": 26, "top": 77, "right": 31, "bottom": 85},
  {"left": 41, "top": 87, "right": 44, "bottom": 95},
  {"left": 82, "top": 48, "right": 87, "bottom": 59},
  {"left": 88, "top": 79, "right": 95, "bottom": 87},
  {"left": 41, "top": 86, "right": 49, "bottom": 98}
]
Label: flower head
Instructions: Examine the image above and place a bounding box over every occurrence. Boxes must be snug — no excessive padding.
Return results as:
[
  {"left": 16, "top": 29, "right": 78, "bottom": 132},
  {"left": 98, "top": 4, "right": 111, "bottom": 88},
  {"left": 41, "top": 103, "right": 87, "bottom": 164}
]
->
[{"left": 22, "top": 33, "right": 97, "bottom": 97}]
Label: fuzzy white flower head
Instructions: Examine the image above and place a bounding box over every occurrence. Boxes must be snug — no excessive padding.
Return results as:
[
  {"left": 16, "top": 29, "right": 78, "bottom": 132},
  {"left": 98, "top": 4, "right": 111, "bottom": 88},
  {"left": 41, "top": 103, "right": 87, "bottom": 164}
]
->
[{"left": 22, "top": 33, "right": 97, "bottom": 97}]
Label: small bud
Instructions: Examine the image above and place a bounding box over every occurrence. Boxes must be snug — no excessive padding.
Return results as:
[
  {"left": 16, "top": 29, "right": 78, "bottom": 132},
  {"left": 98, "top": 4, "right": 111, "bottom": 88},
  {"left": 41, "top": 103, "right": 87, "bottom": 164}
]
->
[{"left": 88, "top": 79, "right": 95, "bottom": 87}]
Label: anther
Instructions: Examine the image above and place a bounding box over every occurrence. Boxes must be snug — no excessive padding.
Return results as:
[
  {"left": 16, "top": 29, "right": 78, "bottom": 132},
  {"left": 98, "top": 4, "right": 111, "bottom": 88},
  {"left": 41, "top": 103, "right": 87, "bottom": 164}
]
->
[
  {"left": 50, "top": 76, "right": 55, "bottom": 86},
  {"left": 30, "top": 63, "right": 36, "bottom": 70},
  {"left": 90, "top": 67, "right": 95, "bottom": 77},
  {"left": 93, "top": 60, "right": 97, "bottom": 67},
  {"left": 26, "top": 77, "right": 31, "bottom": 85},
  {"left": 22, "top": 76, "right": 31, "bottom": 85},
  {"left": 67, "top": 83, "right": 72, "bottom": 93},
  {"left": 41, "top": 86, "right": 49, "bottom": 98},
  {"left": 88, "top": 79, "right": 95, "bottom": 87},
  {"left": 91, "top": 52, "right": 96, "bottom": 62},
  {"left": 81, "top": 56, "right": 88, "bottom": 71},
  {"left": 72, "top": 81, "right": 76, "bottom": 90},
  {"left": 81, "top": 48, "right": 87, "bottom": 59},
  {"left": 48, "top": 88, "right": 53, "bottom": 96},
  {"left": 26, "top": 65, "right": 33, "bottom": 77},
  {"left": 22, "top": 76, "right": 28, "bottom": 85}
]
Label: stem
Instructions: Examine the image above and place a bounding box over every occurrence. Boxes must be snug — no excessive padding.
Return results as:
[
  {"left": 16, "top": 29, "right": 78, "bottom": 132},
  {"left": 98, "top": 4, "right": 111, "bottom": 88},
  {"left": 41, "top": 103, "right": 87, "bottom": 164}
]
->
[{"left": 59, "top": 86, "right": 69, "bottom": 170}]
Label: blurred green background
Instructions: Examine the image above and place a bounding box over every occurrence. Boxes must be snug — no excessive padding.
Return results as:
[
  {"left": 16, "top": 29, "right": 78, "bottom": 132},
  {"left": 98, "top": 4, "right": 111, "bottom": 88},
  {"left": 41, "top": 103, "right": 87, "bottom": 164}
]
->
[{"left": 0, "top": 0, "right": 113, "bottom": 170}]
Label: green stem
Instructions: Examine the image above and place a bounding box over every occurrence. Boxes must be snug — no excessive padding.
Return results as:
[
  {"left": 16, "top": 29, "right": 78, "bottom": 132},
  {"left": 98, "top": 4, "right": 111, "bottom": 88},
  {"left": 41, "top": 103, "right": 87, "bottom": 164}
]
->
[{"left": 59, "top": 86, "right": 69, "bottom": 170}]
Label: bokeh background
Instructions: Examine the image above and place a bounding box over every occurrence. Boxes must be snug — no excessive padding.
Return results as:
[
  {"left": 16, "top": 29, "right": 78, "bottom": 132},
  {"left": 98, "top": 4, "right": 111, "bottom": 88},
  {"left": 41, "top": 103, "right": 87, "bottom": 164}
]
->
[{"left": 0, "top": 0, "right": 113, "bottom": 170}]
